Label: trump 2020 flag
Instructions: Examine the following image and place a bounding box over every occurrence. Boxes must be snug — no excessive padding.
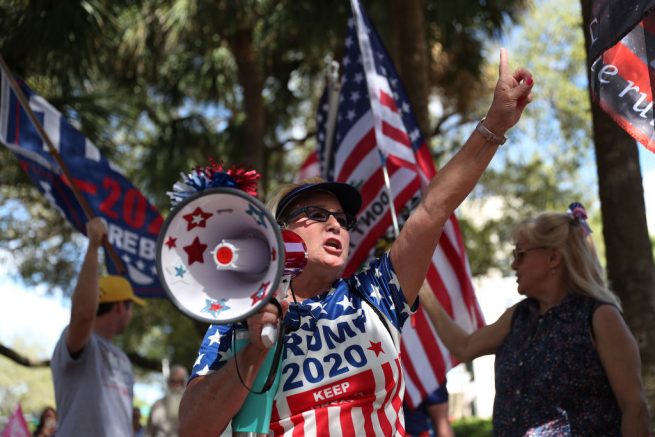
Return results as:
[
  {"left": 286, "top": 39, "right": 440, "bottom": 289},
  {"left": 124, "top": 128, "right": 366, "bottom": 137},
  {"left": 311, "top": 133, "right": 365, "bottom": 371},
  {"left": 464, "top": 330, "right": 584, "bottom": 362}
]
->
[
  {"left": 0, "top": 71, "right": 164, "bottom": 297},
  {"left": 309, "top": 0, "right": 485, "bottom": 408},
  {"left": 588, "top": 0, "right": 655, "bottom": 152}
]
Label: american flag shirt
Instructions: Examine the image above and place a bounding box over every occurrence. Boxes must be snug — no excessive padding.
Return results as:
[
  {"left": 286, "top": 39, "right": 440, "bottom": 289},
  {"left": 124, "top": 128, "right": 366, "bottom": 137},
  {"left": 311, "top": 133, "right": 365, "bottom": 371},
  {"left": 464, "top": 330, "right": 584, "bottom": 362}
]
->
[{"left": 191, "top": 252, "right": 416, "bottom": 436}]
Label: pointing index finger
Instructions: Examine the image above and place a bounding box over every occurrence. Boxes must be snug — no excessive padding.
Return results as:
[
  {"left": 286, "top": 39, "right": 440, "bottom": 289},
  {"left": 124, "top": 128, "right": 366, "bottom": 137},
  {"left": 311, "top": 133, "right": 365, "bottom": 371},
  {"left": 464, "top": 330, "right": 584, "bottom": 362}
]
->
[{"left": 499, "top": 47, "right": 508, "bottom": 78}]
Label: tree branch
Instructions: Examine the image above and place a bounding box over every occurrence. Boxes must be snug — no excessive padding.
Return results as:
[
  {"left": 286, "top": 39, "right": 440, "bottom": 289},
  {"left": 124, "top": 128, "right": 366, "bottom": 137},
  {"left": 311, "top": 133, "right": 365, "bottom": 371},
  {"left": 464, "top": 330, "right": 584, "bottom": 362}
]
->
[
  {"left": 0, "top": 343, "right": 162, "bottom": 372},
  {"left": 125, "top": 351, "right": 162, "bottom": 372},
  {"left": 0, "top": 344, "right": 50, "bottom": 367},
  {"left": 431, "top": 110, "right": 475, "bottom": 137},
  {"left": 268, "top": 130, "right": 316, "bottom": 153}
]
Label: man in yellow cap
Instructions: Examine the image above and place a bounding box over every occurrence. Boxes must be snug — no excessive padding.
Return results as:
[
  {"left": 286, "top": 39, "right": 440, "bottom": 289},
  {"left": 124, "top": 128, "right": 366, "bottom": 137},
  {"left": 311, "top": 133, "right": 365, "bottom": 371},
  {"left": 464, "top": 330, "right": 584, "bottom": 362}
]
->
[{"left": 51, "top": 217, "right": 144, "bottom": 437}]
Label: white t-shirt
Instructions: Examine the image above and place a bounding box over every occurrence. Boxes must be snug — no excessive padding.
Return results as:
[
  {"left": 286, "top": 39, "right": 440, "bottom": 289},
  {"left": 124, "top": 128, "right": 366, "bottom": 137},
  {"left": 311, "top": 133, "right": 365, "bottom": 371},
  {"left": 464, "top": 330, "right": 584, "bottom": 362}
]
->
[{"left": 51, "top": 328, "right": 134, "bottom": 436}]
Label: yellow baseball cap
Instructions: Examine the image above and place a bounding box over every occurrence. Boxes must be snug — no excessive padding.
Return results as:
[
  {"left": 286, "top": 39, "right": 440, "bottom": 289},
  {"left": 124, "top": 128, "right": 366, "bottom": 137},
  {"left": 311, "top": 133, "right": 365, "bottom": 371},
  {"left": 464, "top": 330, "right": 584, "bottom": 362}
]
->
[{"left": 98, "top": 275, "right": 145, "bottom": 306}]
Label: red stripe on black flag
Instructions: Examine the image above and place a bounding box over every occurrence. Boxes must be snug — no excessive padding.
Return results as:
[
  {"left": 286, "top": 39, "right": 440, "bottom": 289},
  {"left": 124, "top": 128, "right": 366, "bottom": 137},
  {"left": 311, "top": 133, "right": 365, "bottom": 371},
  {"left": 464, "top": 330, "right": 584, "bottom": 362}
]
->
[
  {"left": 590, "top": 9, "right": 655, "bottom": 153},
  {"left": 604, "top": 43, "right": 652, "bottom": 100}
]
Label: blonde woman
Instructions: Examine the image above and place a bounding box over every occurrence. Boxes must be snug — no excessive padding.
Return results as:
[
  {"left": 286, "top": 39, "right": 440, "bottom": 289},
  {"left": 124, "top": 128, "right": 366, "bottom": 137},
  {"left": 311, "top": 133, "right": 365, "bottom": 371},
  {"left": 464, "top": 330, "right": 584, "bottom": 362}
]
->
[{"left": 420, "top": 205, "right": 650, "bottom": 436}]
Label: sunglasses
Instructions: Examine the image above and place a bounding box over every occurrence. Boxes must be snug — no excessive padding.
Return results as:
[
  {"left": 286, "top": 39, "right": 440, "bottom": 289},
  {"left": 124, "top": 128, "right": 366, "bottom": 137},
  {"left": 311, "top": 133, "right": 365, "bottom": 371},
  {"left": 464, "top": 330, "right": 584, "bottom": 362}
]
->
[
  {"left": 285, "top": 206, "right": 357, "bottom": 230},
  {"left": 512, "top": 246, "right": 548, "bottom": 263}
]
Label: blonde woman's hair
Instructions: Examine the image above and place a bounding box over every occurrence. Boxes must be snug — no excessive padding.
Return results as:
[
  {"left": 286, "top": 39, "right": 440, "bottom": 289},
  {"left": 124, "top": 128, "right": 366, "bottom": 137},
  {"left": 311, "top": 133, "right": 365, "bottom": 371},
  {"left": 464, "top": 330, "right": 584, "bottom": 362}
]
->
[
  {"left": 266, "top": 177, "right": 326, "bottom": 222},
  {"left": 511, "top": 212, "right": 621, "bottom": 310}
]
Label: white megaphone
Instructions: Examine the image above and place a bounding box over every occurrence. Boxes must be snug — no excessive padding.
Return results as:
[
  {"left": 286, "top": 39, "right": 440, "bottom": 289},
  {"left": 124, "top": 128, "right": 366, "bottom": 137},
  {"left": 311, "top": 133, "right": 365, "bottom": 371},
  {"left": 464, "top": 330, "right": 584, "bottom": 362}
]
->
[
  {"left": 156, "top": 185, "right": 307, "bottom": 436},
  {"left": 156, "top": 186, "right": 307, "bottom": 326}
]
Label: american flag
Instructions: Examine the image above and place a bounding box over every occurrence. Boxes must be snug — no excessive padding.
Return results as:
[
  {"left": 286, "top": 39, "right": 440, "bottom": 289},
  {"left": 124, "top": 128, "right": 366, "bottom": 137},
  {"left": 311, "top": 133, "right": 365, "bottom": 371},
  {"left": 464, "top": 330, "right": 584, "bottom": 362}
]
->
[
  {"left": 588, "top": 0, "right": 655, "bottom": 153},
  {"left": 307, "top": 0, "right": 485, "bottom": 408},
  {"left": 0, "top": 70, "right": 165, "bottom": 297},
  {"left": 296, "top": 149, "right": 320, "bottom": 183}
]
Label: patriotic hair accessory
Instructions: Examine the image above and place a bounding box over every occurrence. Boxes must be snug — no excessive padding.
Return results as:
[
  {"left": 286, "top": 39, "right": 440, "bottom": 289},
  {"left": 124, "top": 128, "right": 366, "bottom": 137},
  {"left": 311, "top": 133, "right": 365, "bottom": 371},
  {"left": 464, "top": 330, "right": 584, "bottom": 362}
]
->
[
  {"left": 167, "top": 158, "right": 260, "bottom": 208},
  {"left": 567, "top": 202, "right": 592, "bottom": 236}
]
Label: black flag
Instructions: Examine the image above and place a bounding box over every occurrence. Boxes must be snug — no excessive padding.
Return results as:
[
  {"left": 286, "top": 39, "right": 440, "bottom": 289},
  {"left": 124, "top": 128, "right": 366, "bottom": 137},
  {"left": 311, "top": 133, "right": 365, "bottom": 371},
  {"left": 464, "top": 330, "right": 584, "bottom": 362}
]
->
[{"left": 588, "top": 0, "right": 655, "bottom": 152}]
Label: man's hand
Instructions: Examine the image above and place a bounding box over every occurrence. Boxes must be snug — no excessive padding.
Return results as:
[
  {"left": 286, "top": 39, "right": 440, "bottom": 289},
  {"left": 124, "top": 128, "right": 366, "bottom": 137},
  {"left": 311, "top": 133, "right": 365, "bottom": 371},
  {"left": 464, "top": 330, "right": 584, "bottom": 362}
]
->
[{"left": 86, "top": 217, "right": 107, "bottom": 249}]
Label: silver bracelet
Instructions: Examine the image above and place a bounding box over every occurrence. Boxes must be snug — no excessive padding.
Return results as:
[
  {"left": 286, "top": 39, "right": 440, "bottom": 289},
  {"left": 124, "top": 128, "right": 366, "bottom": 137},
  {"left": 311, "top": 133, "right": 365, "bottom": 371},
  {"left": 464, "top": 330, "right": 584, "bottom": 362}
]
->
[{"left": 475, "top": 117, "right": 506, "bottom": 145}]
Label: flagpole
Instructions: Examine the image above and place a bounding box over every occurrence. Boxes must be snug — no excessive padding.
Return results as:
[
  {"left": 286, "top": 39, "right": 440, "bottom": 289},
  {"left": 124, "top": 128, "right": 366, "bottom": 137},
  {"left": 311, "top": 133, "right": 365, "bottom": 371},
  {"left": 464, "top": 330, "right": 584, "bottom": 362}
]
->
[
  {"left": 322, "top": 59, "right": 341, "bottom": 180},
  {"left": 380, "top": 157, "right": 400, "bottom": 237},
  {"left": 0, "top": 55, "right": 125, "bottom": 274},
  {"left": 349, "top": 0, "right": 401, "bottom": 237}
]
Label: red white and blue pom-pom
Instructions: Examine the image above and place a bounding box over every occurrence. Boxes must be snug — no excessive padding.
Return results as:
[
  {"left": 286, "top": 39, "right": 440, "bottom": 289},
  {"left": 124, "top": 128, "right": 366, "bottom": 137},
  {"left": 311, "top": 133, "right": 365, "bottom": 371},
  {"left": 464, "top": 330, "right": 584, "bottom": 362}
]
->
[
  {"left": 167, "top": 159, "right": 261, "bottom": 208},
  {"left": 567, "top": 202, "right": 592, "bottom": 235}
]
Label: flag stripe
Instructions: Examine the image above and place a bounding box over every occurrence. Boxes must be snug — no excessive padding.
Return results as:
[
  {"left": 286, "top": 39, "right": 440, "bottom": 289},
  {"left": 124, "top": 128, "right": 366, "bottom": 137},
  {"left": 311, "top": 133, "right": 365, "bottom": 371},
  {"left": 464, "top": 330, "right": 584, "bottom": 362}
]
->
[
  {"left": 336, "top": 128, "right": 377, "bottom": 183},
  {"left": 379, "top": 89, "right": 398, "bottom": 112},
  {"left": 605, "top": 42, "right": 652, "bottom": 101},
  {"left": 399, "top": 335, "right": 429, "bottom": 401},
  {"left": 381, "top": 121, "right": 411, "bottom": 150},
  {"left": 413, "top": 308, "right": 447, "bottom": 382},
  {"left": 439, "top": 232, "right": 479, "bottom": 319},
  {"left": 344, "top": 175, "right": 420, "bottom": 276}
]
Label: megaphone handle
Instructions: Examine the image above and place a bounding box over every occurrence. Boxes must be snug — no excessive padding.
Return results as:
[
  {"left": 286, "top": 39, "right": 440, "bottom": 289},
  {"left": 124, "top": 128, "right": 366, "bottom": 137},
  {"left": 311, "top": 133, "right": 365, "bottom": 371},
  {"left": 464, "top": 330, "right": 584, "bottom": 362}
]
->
[
  {"left": 260, "top": 277, "right": 291, "bottom": 348},
  {"left": 261, "top": 324, "right": 277, "bottom": 349}
]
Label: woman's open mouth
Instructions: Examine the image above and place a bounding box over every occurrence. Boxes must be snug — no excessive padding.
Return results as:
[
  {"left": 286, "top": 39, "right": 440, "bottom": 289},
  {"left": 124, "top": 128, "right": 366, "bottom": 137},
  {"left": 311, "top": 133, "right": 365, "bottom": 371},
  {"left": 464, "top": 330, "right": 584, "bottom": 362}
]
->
[{"left": 323, "top": 238, "right": 342, "bottom": 254}]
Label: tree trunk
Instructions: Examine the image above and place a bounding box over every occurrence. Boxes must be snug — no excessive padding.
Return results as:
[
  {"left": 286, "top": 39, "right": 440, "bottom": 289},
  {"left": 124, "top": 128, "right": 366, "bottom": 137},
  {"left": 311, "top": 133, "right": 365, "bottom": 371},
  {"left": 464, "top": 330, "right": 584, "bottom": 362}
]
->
[
  {"left": 581, "top": 0, "right": 655, "bottom": 425},
  {"left": 390, "top": 0, "right": 431, "bottom": 141},
  {"left": 229, "top": 27, "right": 266, "bottom": 173}
]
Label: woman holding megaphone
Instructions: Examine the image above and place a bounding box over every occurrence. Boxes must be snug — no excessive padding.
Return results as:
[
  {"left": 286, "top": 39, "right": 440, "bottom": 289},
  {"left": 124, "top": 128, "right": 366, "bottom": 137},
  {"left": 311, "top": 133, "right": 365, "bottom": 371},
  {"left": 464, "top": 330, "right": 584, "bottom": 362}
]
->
[{"left": 179, "top": 49, "right": 533, "bottom": 437}]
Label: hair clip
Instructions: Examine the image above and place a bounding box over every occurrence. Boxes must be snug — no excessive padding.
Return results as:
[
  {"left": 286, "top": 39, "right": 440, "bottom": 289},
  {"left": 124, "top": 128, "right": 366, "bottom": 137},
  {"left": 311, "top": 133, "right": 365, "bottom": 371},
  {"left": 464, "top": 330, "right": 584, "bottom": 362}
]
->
[{"left": 567, "top": 202, "right": 592, "bottom": 236}]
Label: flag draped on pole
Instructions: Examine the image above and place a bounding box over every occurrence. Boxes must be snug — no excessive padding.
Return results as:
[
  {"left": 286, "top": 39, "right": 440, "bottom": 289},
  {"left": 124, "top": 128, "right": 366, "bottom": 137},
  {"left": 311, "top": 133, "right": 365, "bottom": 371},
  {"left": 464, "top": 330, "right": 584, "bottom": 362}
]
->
[
  {"left": 588, "top": 0, "right": 655, "bottom": 152},
  {"left": 307, "top": 0, "right": 485, "bottom": 408},
  {"left": 0, "top": 71, "right": 165, "bottom": 298}
]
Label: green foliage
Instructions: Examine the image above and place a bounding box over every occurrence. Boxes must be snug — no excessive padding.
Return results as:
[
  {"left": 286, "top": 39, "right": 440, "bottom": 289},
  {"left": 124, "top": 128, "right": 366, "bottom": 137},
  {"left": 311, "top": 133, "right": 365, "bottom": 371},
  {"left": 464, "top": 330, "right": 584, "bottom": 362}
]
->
[
  {"left": 0, "top": 189, "right": 82, "bottom": 290},
  {"left": 513, "top": 0, "right": 591, "bottom": 159},
  {"left": 425, "top": 0, "right": 529, "bottom": 113},
  {"left": 448, "top": 0, "right": 598, "bottom": 276},
  {"left": 0, "top": 0, "right": 533, "bottom": 284},
  {"left": 458, "top": 150, "right": 594, "bottom": 276},
  {"left": 452, "top": 416, "right": 493, "bottom": 437}
]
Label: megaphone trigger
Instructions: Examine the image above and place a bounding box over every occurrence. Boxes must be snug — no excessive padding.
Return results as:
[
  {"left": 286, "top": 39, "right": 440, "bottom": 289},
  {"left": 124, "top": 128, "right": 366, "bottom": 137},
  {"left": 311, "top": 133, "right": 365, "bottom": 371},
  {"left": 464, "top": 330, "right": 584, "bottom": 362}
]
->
[
  {"left": 260, "top": 293, "right": 286, "bottom": 349},
  {"left": 261, "top": 324, "right": 277, "bottom": 349}
]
